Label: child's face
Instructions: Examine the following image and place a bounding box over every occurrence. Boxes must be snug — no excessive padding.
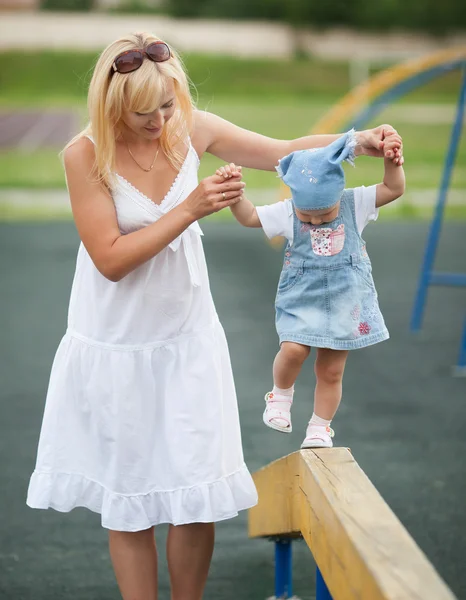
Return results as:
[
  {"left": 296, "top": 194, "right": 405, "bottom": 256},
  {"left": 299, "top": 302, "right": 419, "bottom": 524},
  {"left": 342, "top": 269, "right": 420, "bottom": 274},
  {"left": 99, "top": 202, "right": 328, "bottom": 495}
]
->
[{"left": 295, "top": 201, "right": 340, "bottom": 225}]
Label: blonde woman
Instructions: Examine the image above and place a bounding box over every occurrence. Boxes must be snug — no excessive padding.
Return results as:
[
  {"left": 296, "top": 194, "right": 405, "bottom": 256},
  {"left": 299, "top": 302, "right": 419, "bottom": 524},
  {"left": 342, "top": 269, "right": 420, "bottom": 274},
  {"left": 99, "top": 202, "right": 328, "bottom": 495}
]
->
[{"left": 27, "top": 32, "right": 403, "bottom": 600}]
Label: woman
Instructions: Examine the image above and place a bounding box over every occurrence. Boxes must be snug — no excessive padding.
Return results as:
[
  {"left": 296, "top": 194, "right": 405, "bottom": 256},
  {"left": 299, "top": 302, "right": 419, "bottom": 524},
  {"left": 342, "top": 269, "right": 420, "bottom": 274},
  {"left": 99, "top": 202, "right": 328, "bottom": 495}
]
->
[{"left": 27, "top": 32, "right": 402, "bottom": 600}]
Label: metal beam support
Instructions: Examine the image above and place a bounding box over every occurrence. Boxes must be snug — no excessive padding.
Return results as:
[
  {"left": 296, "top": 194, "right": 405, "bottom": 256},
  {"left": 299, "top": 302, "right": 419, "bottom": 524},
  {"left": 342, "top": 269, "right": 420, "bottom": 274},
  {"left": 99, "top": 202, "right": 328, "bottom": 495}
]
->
[
  {"left": 316, "top": 566, "right": 333, "bottom": 600},
  {"left": 274, "top": 539, "right": 293, "bottom": 599},
  {"left": 410, "top": 66, "right": 466, "bottom": 332},
  {"left": 454, "top": 317, "right": 466, "bottom": 376}
]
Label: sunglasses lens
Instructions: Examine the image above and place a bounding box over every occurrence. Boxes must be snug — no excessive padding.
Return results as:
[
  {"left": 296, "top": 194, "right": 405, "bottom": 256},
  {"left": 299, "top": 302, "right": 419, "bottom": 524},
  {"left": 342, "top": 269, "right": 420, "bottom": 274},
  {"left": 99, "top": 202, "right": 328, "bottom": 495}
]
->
[
  {"left": 146, "top": 42, "right": 170, "bottom": 62},
  {"left": 115, "top": 51, "right": 143, "bottom": 74}
]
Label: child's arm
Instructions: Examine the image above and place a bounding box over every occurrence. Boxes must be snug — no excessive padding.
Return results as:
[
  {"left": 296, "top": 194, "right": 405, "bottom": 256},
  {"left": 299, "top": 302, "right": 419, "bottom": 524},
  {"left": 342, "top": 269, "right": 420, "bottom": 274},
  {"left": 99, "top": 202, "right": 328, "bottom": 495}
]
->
[
  {"left": 375, "top": 135, "right": 406, "bottom": 208},
  {"left": 216, "top": 164, "right": 262, "bottom": 228},
  {"left": 230, "top": 194, "right": 262, "bottom": 228}
]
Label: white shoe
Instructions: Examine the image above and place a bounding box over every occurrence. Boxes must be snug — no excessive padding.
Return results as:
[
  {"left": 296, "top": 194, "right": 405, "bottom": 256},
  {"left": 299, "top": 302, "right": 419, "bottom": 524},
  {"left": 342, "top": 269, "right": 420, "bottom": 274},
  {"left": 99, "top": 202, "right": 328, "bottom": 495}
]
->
[
  {"left": 263, "top": 391, "right": 292, "bottom": 434},
  {"left": 300, "top": 424, "right": 334, "bottom": 449}
]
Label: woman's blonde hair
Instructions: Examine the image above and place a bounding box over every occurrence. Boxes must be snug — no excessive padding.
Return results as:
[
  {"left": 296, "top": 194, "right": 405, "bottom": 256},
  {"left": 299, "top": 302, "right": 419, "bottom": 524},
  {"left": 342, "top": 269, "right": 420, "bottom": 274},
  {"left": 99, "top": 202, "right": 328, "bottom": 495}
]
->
[{"left": 65, "top": 32, "right": 195, "bottom": 190}]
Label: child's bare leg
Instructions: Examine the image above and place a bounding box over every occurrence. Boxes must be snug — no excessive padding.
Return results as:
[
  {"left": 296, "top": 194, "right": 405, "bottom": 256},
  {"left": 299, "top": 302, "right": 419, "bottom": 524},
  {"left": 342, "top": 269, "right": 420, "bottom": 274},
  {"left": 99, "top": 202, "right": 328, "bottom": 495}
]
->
[
  {"left": 313, "top": 348, "right": 349, "bottom": 419},
  {"left": 273, "top": 341, "right": 311, "bottom": 388},
  {"left": 167, "top": 522, "right": 215, "bottom": 600},
  {"left": 302, "top": 348, "right": 348, "bottom": 448},
  {"left": 264, "top": 342, "right": 310, "bottom": 433},
  {"left": 109, "top": 527, "right": 158, "bottom": 600}
]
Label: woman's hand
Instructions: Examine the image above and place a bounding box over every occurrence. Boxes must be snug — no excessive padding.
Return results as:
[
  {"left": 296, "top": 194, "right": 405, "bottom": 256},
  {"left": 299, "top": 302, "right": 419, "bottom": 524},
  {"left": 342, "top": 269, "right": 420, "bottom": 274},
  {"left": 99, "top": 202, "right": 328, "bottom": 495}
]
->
[
  {"left": 356, "top": 125, "right": 404, "bottom": 166},
  {"left": 216, "top": 163, "right": 262, "bottom": 228},
  {"left": 183, "top": 165, "right": 245, "bottom": 221}
]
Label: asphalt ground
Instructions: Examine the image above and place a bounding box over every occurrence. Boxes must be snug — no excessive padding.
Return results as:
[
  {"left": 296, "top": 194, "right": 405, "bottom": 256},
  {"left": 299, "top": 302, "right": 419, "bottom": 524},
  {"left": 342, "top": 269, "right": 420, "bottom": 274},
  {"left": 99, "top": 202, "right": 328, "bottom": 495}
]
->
[{"left": 0, "top": 221, "right": 465, "bottom": 600}]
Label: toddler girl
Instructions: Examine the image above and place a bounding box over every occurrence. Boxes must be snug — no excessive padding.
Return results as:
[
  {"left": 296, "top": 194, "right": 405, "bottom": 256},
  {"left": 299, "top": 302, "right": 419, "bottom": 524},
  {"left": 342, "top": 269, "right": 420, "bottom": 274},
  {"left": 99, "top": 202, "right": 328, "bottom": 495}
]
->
[{"left": 218, "top": 129, "right": 405, "bottom": 448}]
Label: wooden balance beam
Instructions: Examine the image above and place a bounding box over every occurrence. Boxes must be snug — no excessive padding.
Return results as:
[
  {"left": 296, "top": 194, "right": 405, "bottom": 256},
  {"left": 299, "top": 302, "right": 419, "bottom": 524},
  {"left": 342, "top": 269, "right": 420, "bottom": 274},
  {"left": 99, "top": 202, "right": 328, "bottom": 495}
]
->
[{"left": 248, "top": 448, "right": 456, "bottom": 600}]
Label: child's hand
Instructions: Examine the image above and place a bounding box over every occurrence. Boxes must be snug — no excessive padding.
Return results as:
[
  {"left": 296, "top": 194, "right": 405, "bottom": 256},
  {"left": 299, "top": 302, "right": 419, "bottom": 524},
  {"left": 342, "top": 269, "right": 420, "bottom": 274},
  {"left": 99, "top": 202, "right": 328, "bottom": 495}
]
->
[
  {"left": 383, "top": 130, "right": 404, "bottom": 166},
  {"left": 216, "top": 163, "right": 242, "bottom": 179},
  {"left": 356, "top": 124, "right": 403, "bottom": 166}
]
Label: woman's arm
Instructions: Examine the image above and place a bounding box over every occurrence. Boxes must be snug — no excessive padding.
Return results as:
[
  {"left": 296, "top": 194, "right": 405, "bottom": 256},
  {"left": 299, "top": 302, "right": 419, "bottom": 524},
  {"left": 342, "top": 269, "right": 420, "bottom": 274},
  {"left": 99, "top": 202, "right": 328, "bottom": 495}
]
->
[
  {"left": 193, "top": 111, "right": 403, "bottom": 171},
  {"left": 65, "top": 138, "right": 245, "bottom": 282}
]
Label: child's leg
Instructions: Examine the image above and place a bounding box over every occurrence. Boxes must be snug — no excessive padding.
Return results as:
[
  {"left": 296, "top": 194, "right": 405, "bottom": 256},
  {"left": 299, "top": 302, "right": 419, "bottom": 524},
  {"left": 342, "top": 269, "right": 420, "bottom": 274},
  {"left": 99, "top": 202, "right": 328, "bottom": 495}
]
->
[
  {"left": 302, "top": 348, "right": 348, "bottom": 448},
  {"left": 264, "top": 342, "right": 311, "bottom": 433},
  {"left": 273, "top": 341, "right": 311, "bottom": 388},
  {"left": 167, "top": 522, "right": 215, "bottom": 600},
  {"left": 313, "top": 348, "right": 349, "bottom": 419},
  {"left": 109, "top": 526, "right": 158, "bottom": 600}
]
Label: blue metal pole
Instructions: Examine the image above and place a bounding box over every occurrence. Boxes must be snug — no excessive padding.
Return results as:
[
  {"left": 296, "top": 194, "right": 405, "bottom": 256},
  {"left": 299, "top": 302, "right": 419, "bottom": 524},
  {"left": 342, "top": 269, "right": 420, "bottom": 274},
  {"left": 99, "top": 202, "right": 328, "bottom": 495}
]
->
[
  {"left": 410, "top": 65, "right": 466, "bottom": 331},
  {"left": 456, "top": 317, "right": 466, "bottom": 373},
  {"left": 316, "top": 566, "right": 333, "bottom": 600},
  {"left": 275, "top": 539, "right": 293, "bottom": 598}
]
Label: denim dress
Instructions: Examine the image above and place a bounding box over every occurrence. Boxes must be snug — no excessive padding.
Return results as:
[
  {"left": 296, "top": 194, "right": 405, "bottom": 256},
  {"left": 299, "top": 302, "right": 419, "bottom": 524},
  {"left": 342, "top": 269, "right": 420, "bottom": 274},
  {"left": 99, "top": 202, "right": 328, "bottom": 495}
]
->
[{"left": 275, "top": 189, "right": 389, "bottom": 350}]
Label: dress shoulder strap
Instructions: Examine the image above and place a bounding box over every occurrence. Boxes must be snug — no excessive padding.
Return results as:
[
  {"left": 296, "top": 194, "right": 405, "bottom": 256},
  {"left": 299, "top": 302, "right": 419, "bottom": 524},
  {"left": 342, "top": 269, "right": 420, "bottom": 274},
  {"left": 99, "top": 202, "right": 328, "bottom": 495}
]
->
[
  {"left": 84, "top": 134, "right": 95, "bottom": 145},
  {"left": 341, "top": 188, "right": 354, "bottom": 203}
]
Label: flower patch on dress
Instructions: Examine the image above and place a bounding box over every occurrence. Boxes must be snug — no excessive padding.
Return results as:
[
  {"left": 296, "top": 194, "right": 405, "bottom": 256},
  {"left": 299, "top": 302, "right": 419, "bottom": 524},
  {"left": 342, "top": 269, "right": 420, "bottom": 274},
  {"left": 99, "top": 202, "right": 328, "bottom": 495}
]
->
[
  {"left": 350, "top": 305, "right": 360, "bottom": 321},
  {"left": 362, "top": 297, "right": 380, "bottom": 321},
  {"left": 300, "top": 222, "right": 311, "bottom": 234},
  {"left": 310, "top": 224, "right": 345, "bottom": 256},
  {"left": 358, "top": 322, "right": 371, "bottom": 335}
]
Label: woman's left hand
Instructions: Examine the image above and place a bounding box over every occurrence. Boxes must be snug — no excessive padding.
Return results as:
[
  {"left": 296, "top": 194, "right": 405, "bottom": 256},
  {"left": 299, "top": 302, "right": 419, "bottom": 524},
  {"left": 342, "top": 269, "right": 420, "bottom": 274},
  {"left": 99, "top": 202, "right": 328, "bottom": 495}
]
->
[{"left": 356, "top": 125, "right": 404, "bottom": 166}]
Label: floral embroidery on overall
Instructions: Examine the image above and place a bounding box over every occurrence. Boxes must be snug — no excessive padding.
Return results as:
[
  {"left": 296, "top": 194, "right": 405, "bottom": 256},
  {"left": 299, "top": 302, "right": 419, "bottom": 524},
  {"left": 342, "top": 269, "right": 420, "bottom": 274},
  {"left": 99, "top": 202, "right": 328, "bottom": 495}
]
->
[
  {"left": 358, "top": 322, "right": 371, "bottom": 335},
  {"left": 350, "top": 305, "right": 360, "bottom": 321},
  {"left": 351, "top": 296, "right": 379, "bottom": 338},
  {"left": 310, "top": 224, "right": 345, "bottom": 256},
  {"left": 300, "top": 222, "right": 312, "bottom": 234},
  {"left": 284, "top": 248, "right": 292, "bottom": 267}
]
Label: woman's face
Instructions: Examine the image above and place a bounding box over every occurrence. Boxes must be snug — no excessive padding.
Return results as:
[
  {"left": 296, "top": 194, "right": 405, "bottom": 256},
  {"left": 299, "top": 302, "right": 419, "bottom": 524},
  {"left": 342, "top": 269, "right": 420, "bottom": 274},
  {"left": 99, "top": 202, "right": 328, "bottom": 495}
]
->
[
  {"left": 121, "top": 79, "right": 176, "bottom": 140},
  {"left": 295, "top": 202, "right": 340, "bottom": 225}
]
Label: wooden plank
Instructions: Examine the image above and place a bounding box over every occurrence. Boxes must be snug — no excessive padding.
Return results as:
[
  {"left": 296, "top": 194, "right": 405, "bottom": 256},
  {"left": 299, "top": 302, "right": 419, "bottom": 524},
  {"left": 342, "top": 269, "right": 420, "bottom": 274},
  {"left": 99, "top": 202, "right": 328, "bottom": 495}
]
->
[
  {"left": 248, "top": 452, "right": 301, "bottom": 538},
  {"left": 299, "top": 448, "right": 456, "bottom": 600}
]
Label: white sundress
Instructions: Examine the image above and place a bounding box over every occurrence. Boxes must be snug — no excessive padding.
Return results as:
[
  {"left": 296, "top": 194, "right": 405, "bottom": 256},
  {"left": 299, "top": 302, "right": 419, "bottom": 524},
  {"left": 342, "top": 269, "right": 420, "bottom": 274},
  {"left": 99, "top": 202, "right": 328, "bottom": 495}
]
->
[{"left": 26, "top": 139, "right": 258, "bottom": 532}]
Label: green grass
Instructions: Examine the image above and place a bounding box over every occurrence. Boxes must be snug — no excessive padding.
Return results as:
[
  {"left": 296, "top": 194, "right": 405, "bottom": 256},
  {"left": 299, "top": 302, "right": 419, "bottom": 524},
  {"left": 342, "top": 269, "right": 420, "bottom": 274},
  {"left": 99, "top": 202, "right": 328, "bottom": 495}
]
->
[
  {"left": 1, "top": 103, "right": 464, "bottom": 191},
  {"left": 0, "top": 49, "right": 465, "bottom": 220},
  {"left": 0, "top": 50, "right": 463, "bottom": 107}
]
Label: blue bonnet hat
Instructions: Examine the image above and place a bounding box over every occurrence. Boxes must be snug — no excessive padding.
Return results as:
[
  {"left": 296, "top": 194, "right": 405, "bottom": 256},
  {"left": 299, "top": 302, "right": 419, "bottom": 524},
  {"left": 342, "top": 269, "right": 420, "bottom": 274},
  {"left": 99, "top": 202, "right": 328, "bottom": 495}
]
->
[{"left": 276, "top": 129, "right": 356, "bottom": 211}]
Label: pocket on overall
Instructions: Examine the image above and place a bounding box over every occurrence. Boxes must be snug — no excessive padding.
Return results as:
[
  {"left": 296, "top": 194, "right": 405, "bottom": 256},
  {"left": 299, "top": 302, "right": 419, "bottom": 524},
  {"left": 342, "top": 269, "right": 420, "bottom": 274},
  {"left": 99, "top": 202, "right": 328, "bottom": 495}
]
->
[
  {"left": 277, "top": 267, "right": 302, "bottom": 293},
  {"left": 353, "top": 261, "right": 375, "bottom": 289},
  {"left": 310, "top": 224, "right": 345, "bottom": 256}
]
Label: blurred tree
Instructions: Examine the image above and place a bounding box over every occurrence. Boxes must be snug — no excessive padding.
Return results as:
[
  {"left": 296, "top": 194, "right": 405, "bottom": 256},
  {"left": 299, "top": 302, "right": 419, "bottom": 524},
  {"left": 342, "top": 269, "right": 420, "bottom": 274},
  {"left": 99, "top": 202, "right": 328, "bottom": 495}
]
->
[
  {"left": 163, "top": 0, "right": 466, "bottom": 32},
  {"left": 165, "top": 0, "right": 204, "bottom": 17},
  {"left": 41, "top": 0, "right": 95, "bottom": 9}
]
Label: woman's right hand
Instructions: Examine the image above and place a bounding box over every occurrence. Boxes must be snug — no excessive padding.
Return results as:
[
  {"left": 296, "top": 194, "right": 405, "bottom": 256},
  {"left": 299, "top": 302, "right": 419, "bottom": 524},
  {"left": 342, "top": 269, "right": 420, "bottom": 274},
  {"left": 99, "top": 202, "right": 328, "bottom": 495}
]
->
[{"left": 183, "top": 171, "right": 245, "bottom": 221}]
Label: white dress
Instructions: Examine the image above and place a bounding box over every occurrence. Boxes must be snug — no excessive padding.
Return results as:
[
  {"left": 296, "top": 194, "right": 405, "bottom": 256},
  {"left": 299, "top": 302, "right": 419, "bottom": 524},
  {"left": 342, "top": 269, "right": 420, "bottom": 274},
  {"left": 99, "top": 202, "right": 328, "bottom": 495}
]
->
[{"left": 27, "top": 139, "right": 258, "bottom": 532}]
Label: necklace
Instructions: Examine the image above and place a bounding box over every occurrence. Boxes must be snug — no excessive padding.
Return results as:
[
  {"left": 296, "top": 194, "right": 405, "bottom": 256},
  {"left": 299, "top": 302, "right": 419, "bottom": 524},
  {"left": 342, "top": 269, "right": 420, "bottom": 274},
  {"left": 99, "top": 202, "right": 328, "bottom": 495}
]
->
[{"left": 125, "top": 140, "right": 160, "bottom": 172}]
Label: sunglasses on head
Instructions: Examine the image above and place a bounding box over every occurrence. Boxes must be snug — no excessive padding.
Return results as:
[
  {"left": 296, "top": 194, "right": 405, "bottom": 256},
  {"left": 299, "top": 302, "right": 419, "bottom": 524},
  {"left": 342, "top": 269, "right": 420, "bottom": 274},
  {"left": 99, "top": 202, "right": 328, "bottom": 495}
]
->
[{"left": 112, "top": 41, "right": 171, "bottom": 75}]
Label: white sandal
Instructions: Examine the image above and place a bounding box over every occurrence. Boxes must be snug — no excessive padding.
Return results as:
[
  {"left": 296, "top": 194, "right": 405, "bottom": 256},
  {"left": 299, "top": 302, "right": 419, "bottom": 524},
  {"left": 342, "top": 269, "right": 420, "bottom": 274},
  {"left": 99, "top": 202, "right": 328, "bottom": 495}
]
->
[
  {"left": 263, "top": 391, "right": 292, "bottom": 434},
  {"left": 300, "top": 424, "right": 334, "bottom": 449}
]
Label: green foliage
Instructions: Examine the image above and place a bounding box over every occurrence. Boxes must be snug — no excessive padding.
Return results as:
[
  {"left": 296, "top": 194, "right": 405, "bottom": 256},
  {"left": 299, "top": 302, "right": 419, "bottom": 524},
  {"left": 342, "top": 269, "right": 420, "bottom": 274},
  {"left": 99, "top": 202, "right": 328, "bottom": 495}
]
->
[
  {"left": 0, "top": 51, "right": 462, "bottom": 108},
  {"left": 164, "top": 0, "right": 466, "bottom": 33},
  {"left": 41, "top": 0, "right": 94, "bottom": 10},
  {"left": 105, "top": 0, "right": 164, "bottom": 14}
]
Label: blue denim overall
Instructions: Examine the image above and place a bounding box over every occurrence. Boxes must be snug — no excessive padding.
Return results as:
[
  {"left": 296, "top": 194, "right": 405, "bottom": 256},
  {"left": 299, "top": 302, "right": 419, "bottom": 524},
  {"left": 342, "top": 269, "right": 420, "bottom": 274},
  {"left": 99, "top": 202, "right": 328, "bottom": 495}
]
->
[{"left": 275, "top": 189, "right": 389, "bottom": 350}]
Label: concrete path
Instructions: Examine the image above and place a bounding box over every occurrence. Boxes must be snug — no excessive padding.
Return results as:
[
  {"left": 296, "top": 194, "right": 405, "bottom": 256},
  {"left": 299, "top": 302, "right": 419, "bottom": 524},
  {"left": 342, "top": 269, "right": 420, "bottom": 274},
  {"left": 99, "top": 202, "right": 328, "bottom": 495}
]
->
[
  {"left": 1, "top": 11, "right": 464, "bottom": 59},
  {"left": 0, "top": 110, "right": 80, "bottom": 152},
  {"left": 0, "top": 188, "right": 464, "bottom": 221}
]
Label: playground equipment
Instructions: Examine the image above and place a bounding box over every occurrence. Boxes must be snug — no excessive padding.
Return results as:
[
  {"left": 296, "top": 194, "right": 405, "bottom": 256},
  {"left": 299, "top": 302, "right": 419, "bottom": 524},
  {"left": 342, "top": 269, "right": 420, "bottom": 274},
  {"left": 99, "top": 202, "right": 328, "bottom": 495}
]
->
[
  {"left": 308, "top": 47, "right": 466, "bottom": 373},
  {"left": 255, "top": 49, "right": 466, "bottom": 599},
  {"left": 248, "top": 449, "right": 455, "bottom": 600}
]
